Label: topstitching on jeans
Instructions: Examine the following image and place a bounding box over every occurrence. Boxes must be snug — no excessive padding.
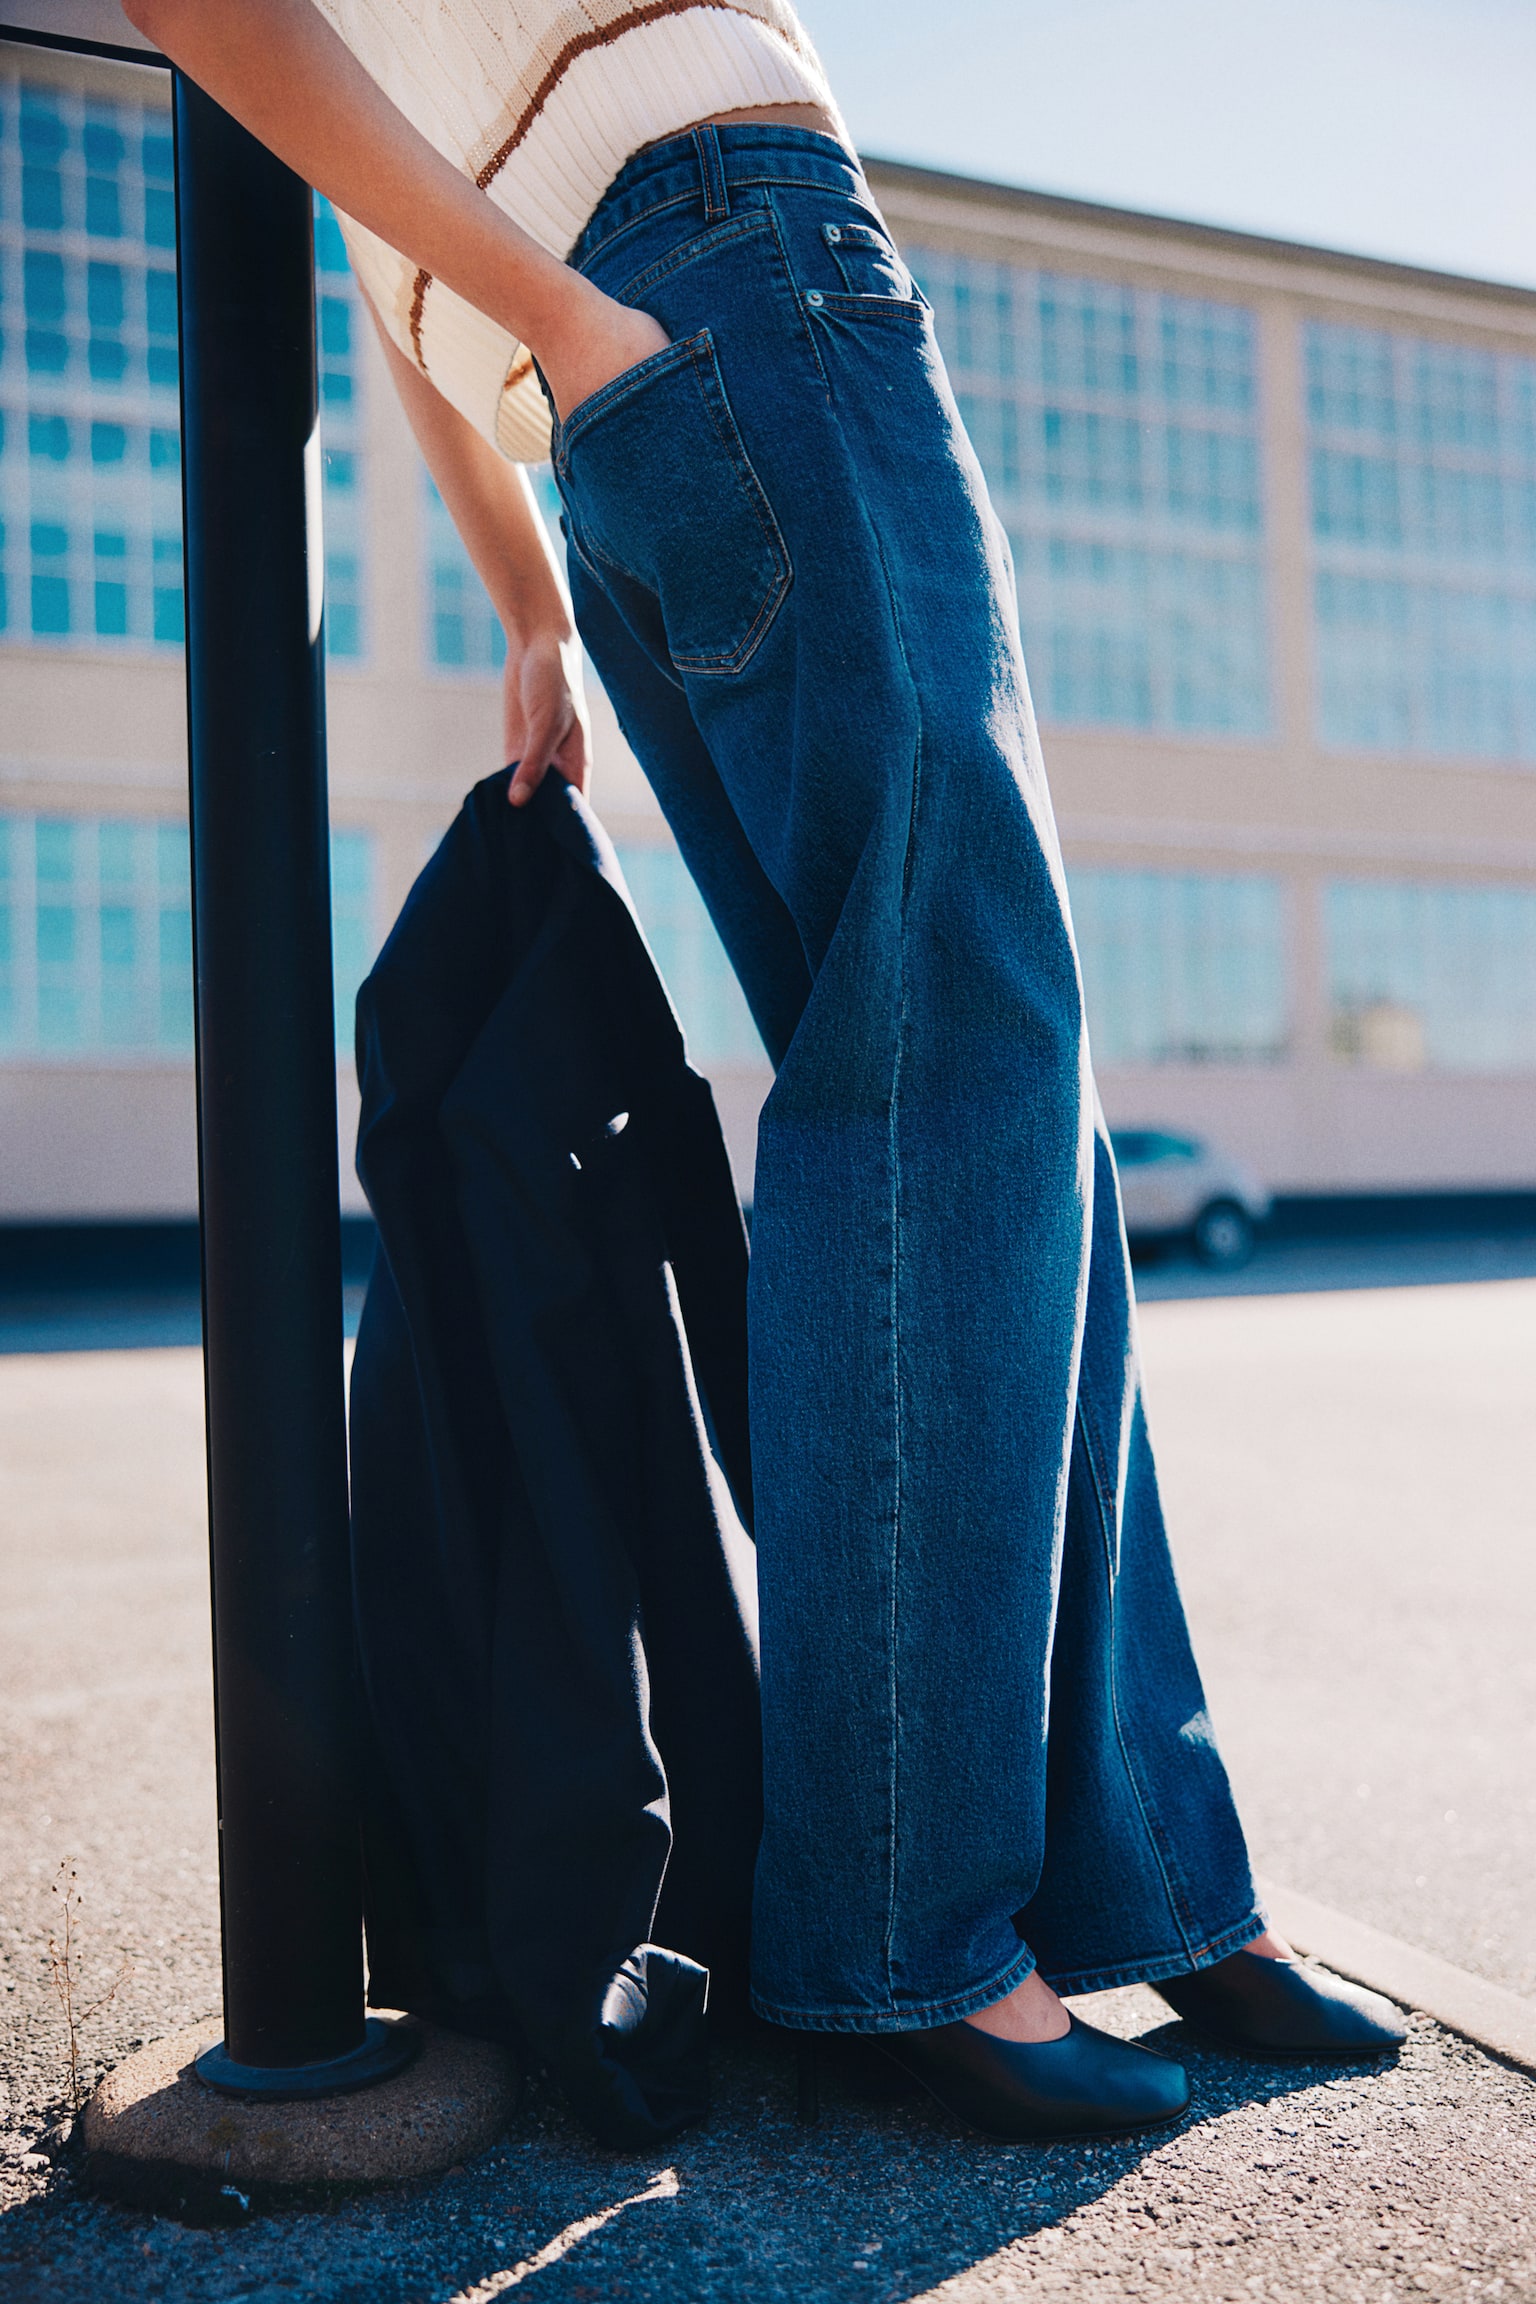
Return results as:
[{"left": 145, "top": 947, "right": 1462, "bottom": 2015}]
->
[
  {"left": 554, "top": 330, "right": 792, "bottom": 675},
  {"left": 571, "top": 147, "right": 867, "bottom": 271},
  {"left": 866, "top": 636, "right": 925, "bottom": 2003},
  {"left": 610, "top": 206, "right": 775, "bottom": 306},
  {"left": 1072, "top": 1391, "right": 1200, "bottom": 1964}
]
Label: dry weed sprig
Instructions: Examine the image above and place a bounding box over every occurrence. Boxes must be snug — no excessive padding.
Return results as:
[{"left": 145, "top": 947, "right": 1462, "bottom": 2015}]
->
[{"left": 47, "top": 1862, "right": 134, "bottom": 2114}]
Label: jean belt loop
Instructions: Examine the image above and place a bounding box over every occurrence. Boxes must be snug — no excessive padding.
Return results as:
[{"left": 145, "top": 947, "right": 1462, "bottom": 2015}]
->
[{"left": 693, "top": 123, "right": 730, "bottom": 223}]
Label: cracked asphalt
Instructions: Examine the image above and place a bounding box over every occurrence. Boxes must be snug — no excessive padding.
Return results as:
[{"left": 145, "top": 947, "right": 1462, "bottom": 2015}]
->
[{"left": 2, "top": 1273, "right": 1533, "bottom": 2300}]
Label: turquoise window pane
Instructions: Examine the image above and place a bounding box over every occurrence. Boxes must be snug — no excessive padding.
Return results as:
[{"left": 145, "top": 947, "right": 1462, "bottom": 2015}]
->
[
  {"left": 153, "top": 587, "right": 184, "bottom": 645},
  {"left": 329, "top": 829, "right": 375, "bottom": 1049},
  {"left": 91, "top": 422, "right": 128, "bottom": 463},
  {"left": 146, "top": 269, "right": 177, "bottom": 333},
  {"left": 85, "top": 177, "right": 121, "bottom": 238},
  {"left": 88, "top": 337, "right": 127, "bottom": 384},
  {"left": 319, "top": 295, "right": 351, "bottom": 357},
  {"left": 327, "top": 602, "right": 360, "bottom": 659},
  {"left": 157, "top": 821, "right": 189, "bottom": 891},
  {"left": 22, "top": 166, "right": 63, "bottom": 232},
  {"left": 158, "top": 903, "right": 191, "bottom": 971},
  {"left": 19, "top": 95, "right": 66, "bottom": 158},
  {"left": 0, "top": 905, "right": 10, "bottom": 963},
  {"left": 87, "top": 262, "right": 124, "bottom": 327},
  {"left": 1066, "top": 869, "right": 1288, "bottom": 1065},
  {"left": 83, "top": 116, "right": 124, "bottom": 170},
  {"left": 99, "top": 822, "right": 136, "bottom": 884},
  {"left": 143, "top": 186, "right": 175, "bottom": 248},
  {"left": 36, "top": 903, "right": 75, "bottom": 965},
  {"left": 100, "top": 904, "right": 135, "bottom": 966},
  {"left": 23, "top": 248, "right": 65, "bottom": 322},
  {"left": 28, "top": 413, "right": 69, "bottom": 460},
  {"left": 314, "top": 202, "right": 349, "bottom": 273},
  {"left": 25, "top": 330, "right": 68, "bottom": 376},
  {"left": 1326, "top": 879, "right": 1536, "bottom": 1070},
  {"left": 94, "top": 581, "right": 127, "bottom": 635},
  {"left": 149, "top": 429, "right": 179, "bottom": 469},
  {"left": 100, "top": 979, "right": 142, "bottom": 1045},
  {"left": 37, "top": 987, "right": 81, "bottom": 1048},
  {"left": 31, "top": 575, "right": 70, "bottom": 634},
  {"left": 36, "top": 820, "right": 74, "bottom": 881}
]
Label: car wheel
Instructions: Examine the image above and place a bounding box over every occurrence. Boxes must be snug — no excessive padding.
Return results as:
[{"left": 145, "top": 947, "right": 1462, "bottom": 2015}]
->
[{"left": 1192, "top": 1199, "right": 1254, "bottom": 1269}]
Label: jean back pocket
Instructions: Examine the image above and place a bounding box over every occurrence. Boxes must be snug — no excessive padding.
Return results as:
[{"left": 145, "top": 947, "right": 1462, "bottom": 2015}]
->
[{"left": 555, "top": 329, "right": 790, "bottom": 678}]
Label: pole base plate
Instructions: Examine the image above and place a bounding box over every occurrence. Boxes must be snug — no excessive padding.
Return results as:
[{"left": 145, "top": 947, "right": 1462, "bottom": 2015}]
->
[
  {"left": 81, "top": 2015, "right": 516, "bottom": 2222},
  {"left": 195, "top": 2014, "right": 421, "bottom": 2100}
]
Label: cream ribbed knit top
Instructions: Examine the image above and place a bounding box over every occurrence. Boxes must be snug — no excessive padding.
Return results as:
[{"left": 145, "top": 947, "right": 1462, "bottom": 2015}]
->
[{"left": 313, "top": 0, "right": 839, "bottom": 461}]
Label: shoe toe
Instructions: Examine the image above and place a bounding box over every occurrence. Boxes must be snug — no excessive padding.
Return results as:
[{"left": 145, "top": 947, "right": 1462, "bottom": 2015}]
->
[
  {"left": 1046, "top": 2018, "right": 1191, "bottom": 2130},
  {"left": 1297, "top": 1968, "right": 1407, "bottom": 2051},
  {"left": 1157, "top": 1951, "right": 1406, "bottom": 2058}
]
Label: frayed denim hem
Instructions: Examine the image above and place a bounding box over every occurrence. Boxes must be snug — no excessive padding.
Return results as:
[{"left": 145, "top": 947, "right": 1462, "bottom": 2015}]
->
[
  {"left": 1037, "top": 1903, "right": 1266, "bottom": 2000},
  {"left": 750, "top": 1941, "right": 1040, "bottom": 2035}
]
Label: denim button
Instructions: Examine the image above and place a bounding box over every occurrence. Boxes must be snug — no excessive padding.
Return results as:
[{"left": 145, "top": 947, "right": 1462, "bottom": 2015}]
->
[
  {"left": 825, "top": 226, "right": 841, "bottom": 243},
  {"left": 806, "top": 290, "right": 824, "bottom": 306}
]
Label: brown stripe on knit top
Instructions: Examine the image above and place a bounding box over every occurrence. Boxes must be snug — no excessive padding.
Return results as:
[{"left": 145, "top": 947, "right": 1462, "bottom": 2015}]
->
[{"left": 406, "top": 0, "right": 806, "bottom": 367}]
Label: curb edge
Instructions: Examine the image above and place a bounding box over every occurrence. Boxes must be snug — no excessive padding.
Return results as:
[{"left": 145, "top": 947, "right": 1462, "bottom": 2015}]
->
[{"left": 1259, "top": 1876, "right": 1536, "bottom": 2076}]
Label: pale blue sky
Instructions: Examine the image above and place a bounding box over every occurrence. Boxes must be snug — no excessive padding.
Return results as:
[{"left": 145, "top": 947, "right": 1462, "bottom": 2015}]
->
[{"left": 797, "top": 0, "right": 1536, "bottom": 289}]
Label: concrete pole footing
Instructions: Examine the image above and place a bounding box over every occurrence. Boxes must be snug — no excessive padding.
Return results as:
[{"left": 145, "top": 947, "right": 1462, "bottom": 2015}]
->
[{"left": 79, "top": 2014, "right": 517, "bottom": 2222}]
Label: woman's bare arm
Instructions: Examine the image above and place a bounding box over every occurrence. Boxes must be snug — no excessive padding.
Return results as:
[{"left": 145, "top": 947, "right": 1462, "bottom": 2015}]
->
[
  {"left": 370, "top": 309, "right": 590, "bottom": 805},
  {"left": 122, "top": 0, "right": 665, "bottom": 419}
]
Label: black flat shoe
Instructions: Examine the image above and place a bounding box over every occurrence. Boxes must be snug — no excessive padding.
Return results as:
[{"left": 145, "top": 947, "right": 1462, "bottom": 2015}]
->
[
  {"left": 1154, "top": 1949, "right": 1406, "bottom": 2060},
  {"left": 874, "top": 2012, "right": 1191, "bottom": 2141}
]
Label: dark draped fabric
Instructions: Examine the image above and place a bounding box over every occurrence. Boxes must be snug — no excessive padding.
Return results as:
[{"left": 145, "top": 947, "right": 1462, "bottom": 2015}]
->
[{"left": 349, "top": 770, "right": 762, "bottom": 2136}]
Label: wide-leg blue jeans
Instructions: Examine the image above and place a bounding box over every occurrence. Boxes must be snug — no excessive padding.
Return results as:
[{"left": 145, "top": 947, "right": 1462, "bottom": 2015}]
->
[{"left": 552, "top": 123, "right": 1262, "bottom": 2031}]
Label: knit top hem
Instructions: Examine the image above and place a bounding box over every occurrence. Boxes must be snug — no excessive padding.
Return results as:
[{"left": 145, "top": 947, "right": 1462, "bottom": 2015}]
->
[{"left": 319, "top": 0, "right": 838, "bottom": 462}]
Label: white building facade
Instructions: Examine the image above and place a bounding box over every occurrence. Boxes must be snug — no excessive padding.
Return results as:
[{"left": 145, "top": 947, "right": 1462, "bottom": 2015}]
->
[{"left": 2, "top": 36, "right": 1534, "bottom": 1218}]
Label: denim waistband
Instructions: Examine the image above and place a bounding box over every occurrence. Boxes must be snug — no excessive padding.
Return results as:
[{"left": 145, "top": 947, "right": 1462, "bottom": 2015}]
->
[{"left": 571, "top": 122, "right": 871, "bottom": 269}]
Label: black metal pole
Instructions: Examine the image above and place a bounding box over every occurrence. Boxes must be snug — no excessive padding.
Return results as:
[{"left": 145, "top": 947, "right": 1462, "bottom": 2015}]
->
[{"left": 172, "top": 72, "right": 410, "bottom": 2096}]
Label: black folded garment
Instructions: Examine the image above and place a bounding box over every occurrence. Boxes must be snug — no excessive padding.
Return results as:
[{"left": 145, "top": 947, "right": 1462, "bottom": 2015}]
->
[{"left": 349, "top": 770, "right": 762, "bottom": 2146}]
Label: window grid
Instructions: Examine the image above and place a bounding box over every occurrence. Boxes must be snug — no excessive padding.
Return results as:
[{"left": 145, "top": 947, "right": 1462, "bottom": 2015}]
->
[
  {"left": 424, "top": 472, "right": 507, "bottom": 674},
  {"left": 0, "top": 66, "right": 183, "bottom": 651},
  {"left": 1325, "top": 877, "right": 1536, "bottom": 1072},
  {"left": 423, "top": 468, "right": 562, "bottom": 674},
  {"left": 0, "top": 812, "right": 375, "bottom": 1058},
  {"left": 614, "top": 844, "right": 765, "bottom": 1067},
  {"left": 0, "top": 64, "right": 366, "bottom": 660},
  {"left": 909, "top": 249, "right": 1271, "bottom": 735},
  {"left": 314, "top": 195, "right": 365, "bottom": 660},
  {"left": 1308, "top": 322, "right": 1536, "bottom": 761},
  {"left": 1067, "top": 869, "right": 1289, "bottom": 1066}
]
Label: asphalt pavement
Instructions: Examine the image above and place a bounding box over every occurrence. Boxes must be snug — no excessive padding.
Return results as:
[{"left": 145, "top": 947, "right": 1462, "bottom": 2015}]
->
[{"left": 0, "top": 1270, "right": 1533, "bottom": 2300}]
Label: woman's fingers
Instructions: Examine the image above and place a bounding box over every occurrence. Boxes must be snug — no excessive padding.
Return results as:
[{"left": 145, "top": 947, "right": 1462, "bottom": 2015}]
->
[{"left": 505, "top": 634, "right": 590, "bottom": 804}]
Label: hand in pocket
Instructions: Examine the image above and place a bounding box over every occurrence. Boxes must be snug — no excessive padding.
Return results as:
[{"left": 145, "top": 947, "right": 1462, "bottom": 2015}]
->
[{"left": 541, "top": 278, "right": 670, "bottom": 423}]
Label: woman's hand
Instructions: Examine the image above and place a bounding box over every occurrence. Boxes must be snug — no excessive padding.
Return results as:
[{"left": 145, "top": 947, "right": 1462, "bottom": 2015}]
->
[
  {"left": 504, "top": 628, "right": 591, "bottom": 806},
  {"left": 539, "top": 283, "right": 670, "bottom": 425}
]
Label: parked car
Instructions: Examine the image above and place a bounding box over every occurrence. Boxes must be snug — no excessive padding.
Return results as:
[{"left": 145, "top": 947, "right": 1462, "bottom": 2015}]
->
[{"left": 1109, "top": 1130, "right": 1272, "bottom": 1268}]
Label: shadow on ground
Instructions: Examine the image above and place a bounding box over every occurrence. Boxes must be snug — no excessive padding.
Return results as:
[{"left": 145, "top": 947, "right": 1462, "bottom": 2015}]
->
[{"left": 6, "top": 1990, "right": 1530, "bottom": 2304}]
